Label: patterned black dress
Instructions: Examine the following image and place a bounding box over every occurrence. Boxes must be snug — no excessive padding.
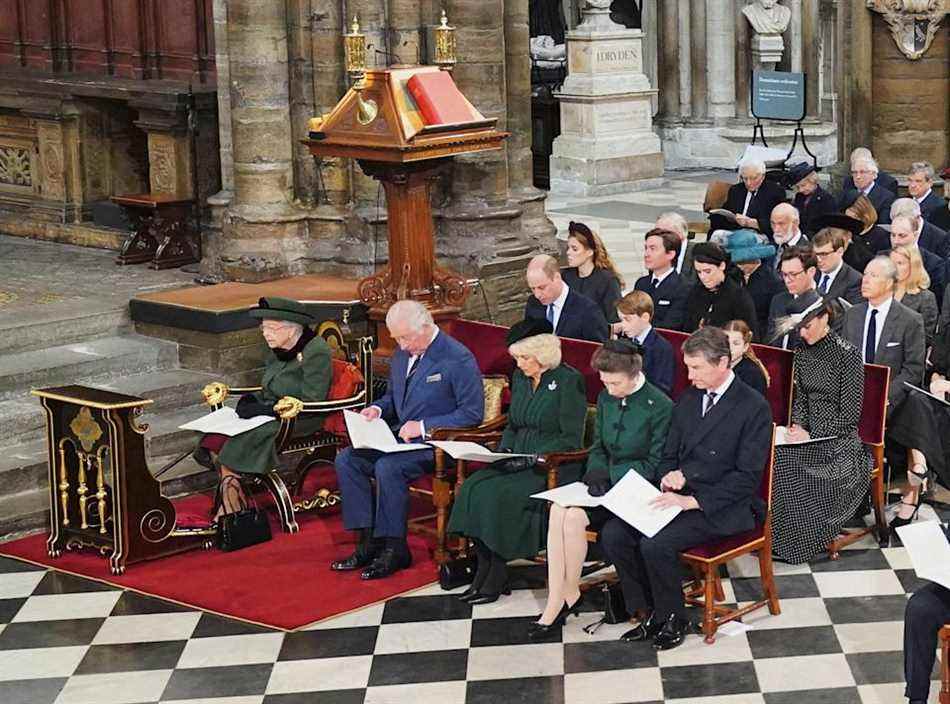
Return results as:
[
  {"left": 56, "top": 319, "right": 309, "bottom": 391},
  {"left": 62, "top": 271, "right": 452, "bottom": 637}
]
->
[{"left": 771, "top": 333, "right": 872, "bottom": 564}]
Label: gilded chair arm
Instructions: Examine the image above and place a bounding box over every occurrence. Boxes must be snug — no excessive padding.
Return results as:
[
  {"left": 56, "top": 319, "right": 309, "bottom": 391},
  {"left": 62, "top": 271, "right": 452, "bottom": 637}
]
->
[
  {"left": 229, "top": 385, "right": 264, "bottom": 394},
  {"left": 296, "top": 389, "right": 368, "bottom": 414},
  {"left": 201, "top": 382, "right": 230, "bottom": 407},
  {"left": 537, "top": 448, "right": 591, "bottom": 490},
  {"left": 274, "top": 396, "right": 304, "bottom": 420}
]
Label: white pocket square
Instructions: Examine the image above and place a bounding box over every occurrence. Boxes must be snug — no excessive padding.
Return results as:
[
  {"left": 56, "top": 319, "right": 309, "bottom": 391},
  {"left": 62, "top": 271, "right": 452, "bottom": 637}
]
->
[
  {"left": 885, "top": 342, "right": 900, "bottom": 347},
  {"left": 426, "top": 373, "right": 443, "bottom": 382},
  {"left": 658, "top": 300, "right": 671, "bottom": 305}
]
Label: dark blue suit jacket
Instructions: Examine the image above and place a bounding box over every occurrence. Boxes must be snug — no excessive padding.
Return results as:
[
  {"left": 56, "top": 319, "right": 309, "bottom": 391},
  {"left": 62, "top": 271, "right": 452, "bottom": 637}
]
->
[
  {"left": 525, "top": 288, "right": 609, "bottom": 343},
  {"left": 640, "top": 327, "right": 673, "bottom": 396},
  {"left": 659, "top": 377, "right": 773, "bottom": 535},
  {"left": 919, "top": 221, "right": 950, "bottom": 259},
  {"left": 919, "top": 192, "right": 949, "bottom": 227},
  {"left": 374, "top": 331, "right": 484, "bottom": 435},
  {"left": 920, "top": 246, "right": 947, "bottom": 312},
  {"left": 839, "top": 184, "right": 895, "bottom": 225},
  {"left": 634, "top": 272, "right": 689, "bottom": 331}
]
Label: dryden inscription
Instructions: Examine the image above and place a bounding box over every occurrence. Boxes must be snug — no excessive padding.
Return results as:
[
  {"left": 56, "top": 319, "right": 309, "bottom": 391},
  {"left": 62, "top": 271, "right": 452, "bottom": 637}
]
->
[{"left": 593, "top": 42, "right": 641, "bottom": 73}]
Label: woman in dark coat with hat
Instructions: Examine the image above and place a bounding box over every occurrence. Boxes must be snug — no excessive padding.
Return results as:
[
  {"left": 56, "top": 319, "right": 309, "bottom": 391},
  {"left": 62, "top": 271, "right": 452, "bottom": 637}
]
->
[
  {"left": 195, "top": 296, "right": 332, "bottom": 515},
  {"left": 683, "top": 242, "right": 760, "bottom": 338},
  {"left": 448, "top": 319, "right": 587, "bottom": 604},
  {"left": 723, "top": 229, "right": 782, "bottom": 340},
  {"left": 789, "top": 163, "right": 837, "bottom": 237}
]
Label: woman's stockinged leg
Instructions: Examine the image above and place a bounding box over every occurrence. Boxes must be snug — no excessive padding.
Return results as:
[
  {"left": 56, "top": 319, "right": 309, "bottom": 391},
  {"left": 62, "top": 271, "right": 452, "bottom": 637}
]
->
[
  {"left": 539, "top": 507, "right": 589, "bottom": 624},
  {"left": 540, "top": 505, "right": 568, "bottom": 624}
]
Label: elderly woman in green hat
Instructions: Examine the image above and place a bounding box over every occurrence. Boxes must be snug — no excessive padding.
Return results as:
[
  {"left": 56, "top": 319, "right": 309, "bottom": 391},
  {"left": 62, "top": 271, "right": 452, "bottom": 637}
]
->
[
  {"left": 723, "top": 228, "right": 781, "bottom": 340},
  {"left": 196, "top": 296, "right": 332, "bottom": 516}
]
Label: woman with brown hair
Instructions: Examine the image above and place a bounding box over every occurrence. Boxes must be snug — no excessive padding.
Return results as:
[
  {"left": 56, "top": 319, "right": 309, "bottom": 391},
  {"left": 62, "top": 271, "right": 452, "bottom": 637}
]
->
[
  {"left": 890, "top": 244, "right": 938, "bottom": 349},
  {"left": 723, "top": 320, "right": 769, "bottom": 397},
  {"left": 562, "top": 221, "right": 625, "bottom": 325},
  {"left": 845, "top": 192, "right": 891, "bottom": 254}
]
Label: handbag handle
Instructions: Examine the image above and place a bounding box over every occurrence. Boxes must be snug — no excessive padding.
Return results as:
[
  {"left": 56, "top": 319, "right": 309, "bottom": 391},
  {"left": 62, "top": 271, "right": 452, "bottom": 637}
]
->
[{"left": 220, "top": 474, "right": 257, "bottom": 514}]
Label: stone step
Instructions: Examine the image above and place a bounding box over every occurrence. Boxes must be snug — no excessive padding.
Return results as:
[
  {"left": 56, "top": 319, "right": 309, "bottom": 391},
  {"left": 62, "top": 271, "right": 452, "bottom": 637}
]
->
[
  {"left": 0, "top": 299, "right": 131, "bottom": 355},
  {"left": 142, "top": 403, "right": 217, "bottom": 459},
  {"left": 0, "top": 334, "right": 179, "bottom": 401},
  {"left": 0, "top": 455, "right": 217, "bottom": 542},
  {"left": 0, "top": 369, "right": 219, "bottom": 449}
]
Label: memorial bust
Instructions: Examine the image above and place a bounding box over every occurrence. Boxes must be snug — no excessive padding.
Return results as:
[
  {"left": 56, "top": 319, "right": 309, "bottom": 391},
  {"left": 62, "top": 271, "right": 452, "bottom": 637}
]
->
[{"left": 743, "top": 0, "right": 792, "bottom": 35}]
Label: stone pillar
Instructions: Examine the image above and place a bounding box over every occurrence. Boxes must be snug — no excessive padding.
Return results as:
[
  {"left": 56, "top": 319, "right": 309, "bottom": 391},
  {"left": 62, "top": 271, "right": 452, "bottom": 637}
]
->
[
  {"left": 212, "top": 0, "right": 233, "bottom": 194},
  {"left": 549, "top": 4, "right": 663, "bottom": 196},
  {"left": 802, "top": 0, "right": 821, "bottom": 118},
  {"left": 836, "top": 0, "right": 873, "bottom": 158},
  {"left": 220, "top": 0, "right": 308, "bottom": 281},
  {"left": 656, "top": 0, "right": 680, "bottom": 120},
  {"left": 786, "top": 0, "right": 803, "bottom": 72},
  {"left": 503, "top": 0, "right": 534, "bottom": 194},
  {"left": 734, "top": 0, "right": 751, "bottom": 118},
  {"left": 689, "top": 0, "right": 708, "bottom": 121},
  {"left": 706, "top": 1, "right": 735, "bottom": 119}
]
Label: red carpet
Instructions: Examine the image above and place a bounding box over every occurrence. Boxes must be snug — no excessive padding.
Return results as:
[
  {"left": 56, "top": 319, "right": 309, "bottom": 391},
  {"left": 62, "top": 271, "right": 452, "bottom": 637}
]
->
[{"left": 0, "top": 473, "right": 439, "bottom": 631}]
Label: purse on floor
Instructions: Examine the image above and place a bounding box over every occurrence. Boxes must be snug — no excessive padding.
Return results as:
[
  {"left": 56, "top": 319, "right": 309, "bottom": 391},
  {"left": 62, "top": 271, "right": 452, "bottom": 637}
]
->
[
  {"left": 583, "top": 581, "right": 629, "bottom": 634},
  {"left": 217, "top": 476, "right": 272, "bottom": 552},
  {"left": 439, "top": 555, "right": 476, "bottom": 591}
]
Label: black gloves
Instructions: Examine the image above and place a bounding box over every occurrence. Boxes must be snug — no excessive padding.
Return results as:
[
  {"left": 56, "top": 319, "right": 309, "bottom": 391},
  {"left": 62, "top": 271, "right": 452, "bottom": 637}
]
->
[
  {"left": 235, "top": 394, "right": 276, "bottom": 419},
  {"left": 583, "top": 469, "right": 612, "bottom": 497},
  {"left": 493, "top": 455, "right": 538, "bottom": 474}
]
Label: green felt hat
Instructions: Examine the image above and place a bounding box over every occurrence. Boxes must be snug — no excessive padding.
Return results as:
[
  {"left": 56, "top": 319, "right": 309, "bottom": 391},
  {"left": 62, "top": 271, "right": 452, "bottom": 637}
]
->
[{"left": 248, "top": 297, "right": 315, "bottom": 326}]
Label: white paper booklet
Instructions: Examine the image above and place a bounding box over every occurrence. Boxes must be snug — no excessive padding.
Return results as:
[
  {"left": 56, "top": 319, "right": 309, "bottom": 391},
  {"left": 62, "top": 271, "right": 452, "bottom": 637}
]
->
[
  {"left": 531, "top": 469, "right": 681, "bottom": 537},
  {"left": 427, "top": 441, "right": 532, "bottom": 463},
  {"left": 343, "top": 410, "right": 430, "bottom": 453},
  {"left": 179, "top": 406, "right": 274, "bottom": 436},
  {"left": 895, "top": 521, "right": 950, "bottom": 590},
  {"left": 708, "top": 208, "right": 738, "bottom": 222},
  {"left": 775, "top": 426, "right": 836, "bottom": 446},
  {"left": 905, "top": 381, "right": 950, "bottom": 407}
]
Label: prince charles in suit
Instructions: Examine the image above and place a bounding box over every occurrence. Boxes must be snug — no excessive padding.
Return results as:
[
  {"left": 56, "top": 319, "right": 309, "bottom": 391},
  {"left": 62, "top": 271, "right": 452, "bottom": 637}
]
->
[
  {"left": 333, "top": 300, "right": 484, "bottom": 579},
  {"left": 601, "top": 327, "right": 772, "bottom": 650}
]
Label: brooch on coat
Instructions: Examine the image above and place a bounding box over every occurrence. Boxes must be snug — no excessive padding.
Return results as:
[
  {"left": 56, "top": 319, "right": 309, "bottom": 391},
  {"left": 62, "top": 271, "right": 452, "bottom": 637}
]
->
[
  {"left": 297, "top": 352, "right": 304, "bottom": 362},
  {"left": 548, "top": 380, "right": 558, "bottom": 391}
]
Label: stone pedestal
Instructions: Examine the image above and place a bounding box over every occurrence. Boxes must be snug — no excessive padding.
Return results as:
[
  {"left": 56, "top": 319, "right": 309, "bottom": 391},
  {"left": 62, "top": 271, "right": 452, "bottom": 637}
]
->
[
  {"left": 751, "top": 33, "right": 785, "bottom": 72},
  {"left": 549, "top": 7, "right": 663, "bottom": 197}
]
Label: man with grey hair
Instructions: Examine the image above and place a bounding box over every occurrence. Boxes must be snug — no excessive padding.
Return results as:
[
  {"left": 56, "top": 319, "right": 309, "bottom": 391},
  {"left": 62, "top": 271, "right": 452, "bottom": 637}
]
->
[
  {"left": 524, "top": 254, "right": 609, "bottom": 342},
  {"left": 656, "top": 211, "right": 696, "bottom": 283},
  {"left": 907, "top": 161, "right": 948, "bottom": 226},
  {"left": 839, "top": 155, "right": 894, "bottom": 225},
  {"left": 890, "top": 197, "right": 950, "bottom": 258},
  {"left": 333, "top": 299, "right": 484, "bottom": 579},
  {"left": 709, "top": 157, "right": 787, "bottom": 242},
  {"left": 842, "top": 147, "right": 899, "bottom": 195},
  {"left": 843, "top": 255, "right": 925, "bottom": 419}
]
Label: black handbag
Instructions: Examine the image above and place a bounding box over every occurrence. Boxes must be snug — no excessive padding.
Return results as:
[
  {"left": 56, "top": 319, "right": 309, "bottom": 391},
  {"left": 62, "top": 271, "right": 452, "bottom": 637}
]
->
[
  {"left": 439, "top": 555, "right": 476, "bottom": 590},
  {"left": 217, "top": 477, "right": 272, "bottom": 552},
  {"left": 583, "top": 581, "right": 629, "bottom": 634}
]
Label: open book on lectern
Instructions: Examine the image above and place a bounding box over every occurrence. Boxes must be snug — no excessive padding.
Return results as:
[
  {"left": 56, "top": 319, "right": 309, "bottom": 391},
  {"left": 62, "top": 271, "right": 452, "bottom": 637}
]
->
[{"left": 342, "top": 410, "right": 532, "bottom": 462}]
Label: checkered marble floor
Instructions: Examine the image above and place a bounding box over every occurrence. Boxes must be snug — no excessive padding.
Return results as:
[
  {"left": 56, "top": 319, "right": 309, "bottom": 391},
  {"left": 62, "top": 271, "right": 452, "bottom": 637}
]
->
[{"left": 0, "top": 504, "right": 946, "bottom": 704}]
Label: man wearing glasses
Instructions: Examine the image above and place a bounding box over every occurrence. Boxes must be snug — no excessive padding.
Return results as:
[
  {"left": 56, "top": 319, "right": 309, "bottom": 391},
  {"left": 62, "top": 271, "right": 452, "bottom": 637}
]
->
[
  {"left": 840, "top": 156, "right": 895, "bottom": 226},
  {"left": 767, "top": 245, "right": 820, "bottom": 348}
]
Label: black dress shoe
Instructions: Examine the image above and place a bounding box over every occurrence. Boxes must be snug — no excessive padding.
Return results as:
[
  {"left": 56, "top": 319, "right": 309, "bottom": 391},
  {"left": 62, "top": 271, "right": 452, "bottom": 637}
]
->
[
  {"left": 652, "top": 614, "right": 691, "bottom": 650},
  {"left": 620, "top": 610, "right": 660, "bottom": 642},
  {"left": 330, "top": 544, "right": 379, "bottom": 571},
  {"left": 361, "top": 548, "right": 412, "bottom": 580},
  {"left": 457, "top": 586, "right": 481, "bottom": 602},
  {"left": 464, "top": 583, "right": 511, "bottom": 605}
]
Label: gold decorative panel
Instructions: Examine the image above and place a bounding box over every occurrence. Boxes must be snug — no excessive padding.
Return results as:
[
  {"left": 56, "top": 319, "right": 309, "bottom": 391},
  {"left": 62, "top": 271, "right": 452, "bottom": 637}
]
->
[{"left": 0, "top": 138, "right": 38, "bottom": 196}]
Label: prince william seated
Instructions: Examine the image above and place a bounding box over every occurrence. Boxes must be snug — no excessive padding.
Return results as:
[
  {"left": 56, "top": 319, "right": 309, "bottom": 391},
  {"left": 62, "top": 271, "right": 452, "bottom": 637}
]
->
[{"left": 601, "top": 326, "right": 772, "bottom": 650}]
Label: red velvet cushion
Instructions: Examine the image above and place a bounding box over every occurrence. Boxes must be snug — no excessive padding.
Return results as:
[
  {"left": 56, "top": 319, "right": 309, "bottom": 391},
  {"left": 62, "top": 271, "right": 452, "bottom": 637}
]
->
[
  {"left": 682, "top": 525, "right": 764, "bottom": 559},
  {"left": 859, "top": 363, "right": 889, "bottom": 446},
  {"left": 324, "top": 358, "right": 366, "bottom": 436}
]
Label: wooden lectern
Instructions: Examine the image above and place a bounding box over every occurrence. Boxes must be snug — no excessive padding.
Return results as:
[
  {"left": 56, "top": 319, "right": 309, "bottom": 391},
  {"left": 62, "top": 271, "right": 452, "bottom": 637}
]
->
[
  {"left": 304, "top": 66, "right": 508, "bottom": 339},
  {"left": 32, "top": 385, "right": 213, "bottom": 575}
]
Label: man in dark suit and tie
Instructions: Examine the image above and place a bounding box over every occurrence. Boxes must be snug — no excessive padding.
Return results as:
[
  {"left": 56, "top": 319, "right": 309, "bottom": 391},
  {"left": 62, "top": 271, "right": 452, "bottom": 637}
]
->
[
  {"left": 634, "top": 228, "right": 690, "bottom": 331},
  {"left": 708, "top": 158, "right": 787, "bottom": 242},
  {"left": 812, "top": 228, "right": 864, "bottom": 307},
  {"left": 891, "top": 197, "right": 950, "bottom": 260},
  {"left": 768, "top": 203, "right": 809, "bottom": 271},
  {"left": 841, "top": 147, "right": 899, "bottom": 195},
  {"left": 839, "top": 155, "right": 895, "bottom": 225},
  {"left": 767, "top": 245, "right": 820, "bottom": 348},
  {"left": 908, "top": 162, "right": 948, "bottom": 226},
  {"left": 333, "top": 300, "right": 484, "bottom": 579},
  {"left": 524, "top": 255, "right": 609, "bottom": 342},
  {"left": 601, "top": 326, "right": 772, "bottom": 650}
]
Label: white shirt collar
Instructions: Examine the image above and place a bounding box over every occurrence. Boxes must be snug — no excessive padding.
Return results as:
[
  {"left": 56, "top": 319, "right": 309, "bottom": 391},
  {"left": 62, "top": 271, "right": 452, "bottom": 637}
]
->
[
  {"left": 651, "top": 267, "right": 675, "bottom": 285},
  {"left": 675, "top": 241, "right": 688, "bottom": 272},
  {"left": 821, "top": 261, "right": 843, "bottom": 284},
  {"left": 863, "top": 182, "right": 875, "bottom": 196},
  {"left": 634, "top": 324, "right": 653, "bottom": 345},
  {"left": 707, "top": 370, "right": 736, "bottom": 400},
  {"left": 916, "top": 189, "right": 932, "bottom": 204},
  {"left": 869, "top": 295, "right": 893, "bottom": 318},
  {"left": 552, "top": 282, "right": 570, "bottom": 311}
]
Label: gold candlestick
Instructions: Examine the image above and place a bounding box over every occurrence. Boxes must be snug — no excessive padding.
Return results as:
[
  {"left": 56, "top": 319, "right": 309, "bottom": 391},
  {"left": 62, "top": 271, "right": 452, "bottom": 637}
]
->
[
  {"left": 433, "top": 9, "right": 457, "bottom": 71},
  {"left": 344, "top": 15, "right": 378, "bottom": 125}
]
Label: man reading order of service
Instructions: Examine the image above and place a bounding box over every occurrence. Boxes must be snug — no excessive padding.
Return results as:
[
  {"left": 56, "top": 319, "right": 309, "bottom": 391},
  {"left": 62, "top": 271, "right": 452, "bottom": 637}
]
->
[{"left": 333, "top": 300, "right": 484, "bottom": 580}]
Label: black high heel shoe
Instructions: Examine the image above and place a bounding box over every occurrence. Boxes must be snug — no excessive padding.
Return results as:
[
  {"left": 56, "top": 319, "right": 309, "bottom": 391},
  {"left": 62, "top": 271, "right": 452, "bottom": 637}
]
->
[
  {"left": 889, "top": 500, "right": 923, "bottom": 533},
  {"left": 528, "top": 592, "right": 586, "bottom": 640},
  {"left": 890, "top": 464, "right": 930, "bottom": 534}
]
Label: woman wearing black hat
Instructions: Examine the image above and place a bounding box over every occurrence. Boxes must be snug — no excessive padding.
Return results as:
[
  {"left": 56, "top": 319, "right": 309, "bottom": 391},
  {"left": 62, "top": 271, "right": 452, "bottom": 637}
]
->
[
  {"left": 682, "top": 242, "right": 759, "bottom": 336},
  {"left": 769, "top": 299, "right": 872, "bottom": 564},
  {"left": 447, "top": 320, "right": 587, "bottom": 604},
  {"left": 561, "top": 221, "right": 625, "bottom": 326},
  {"left": 789, "top": 163, "right": 836, "bottom": 237},
  {"left": 195, "top": 297, "right": 332, "bottom": 517},
  {"left": 529, "top": 339, "right": 672, "bottom": 639}
]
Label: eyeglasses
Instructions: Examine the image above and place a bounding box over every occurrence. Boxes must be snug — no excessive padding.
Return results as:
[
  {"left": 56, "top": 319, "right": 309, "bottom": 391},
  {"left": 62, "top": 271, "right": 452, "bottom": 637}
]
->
[
  {"left": 850, "top": 169, "right": 873, "bottom": 175},
  {"left": 813, "top": 249, "right": 841, "bottom": 259},
  {"left": 780, "top": 269, "right": 807, "bottom": 280}
]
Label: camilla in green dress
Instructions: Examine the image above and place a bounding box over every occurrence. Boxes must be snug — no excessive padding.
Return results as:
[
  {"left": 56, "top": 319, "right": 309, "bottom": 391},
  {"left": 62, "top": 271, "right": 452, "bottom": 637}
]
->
[{"left": 448, "top": 322, "right": 587, "bottom": 603}]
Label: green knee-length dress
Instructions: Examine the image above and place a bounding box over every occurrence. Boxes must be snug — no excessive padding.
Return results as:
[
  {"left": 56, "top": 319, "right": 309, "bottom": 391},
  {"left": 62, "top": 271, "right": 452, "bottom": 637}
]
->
[
  {"left": 447, "top": 363, "right": 587, "bottom": 560},
  {"left": 218, "top": 333, "right": 332, "bottom": 475}
]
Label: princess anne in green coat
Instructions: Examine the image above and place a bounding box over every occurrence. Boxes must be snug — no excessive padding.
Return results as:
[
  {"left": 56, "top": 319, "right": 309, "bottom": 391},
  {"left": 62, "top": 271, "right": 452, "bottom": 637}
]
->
[
  {"left": 529, "top": 339, "right": 672, "bottom": 639},
  {"left": 448, "top": 319, "right": 588, "bottom": 604},
  {"left": 195, "top": 297, "right": 331, "bottom": 516}
]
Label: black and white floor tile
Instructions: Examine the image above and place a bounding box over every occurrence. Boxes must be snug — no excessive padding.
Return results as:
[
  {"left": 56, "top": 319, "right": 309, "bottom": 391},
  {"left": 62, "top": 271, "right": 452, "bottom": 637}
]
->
[{"left": 0, "top": 509, "right": 945, "bottom": 704}]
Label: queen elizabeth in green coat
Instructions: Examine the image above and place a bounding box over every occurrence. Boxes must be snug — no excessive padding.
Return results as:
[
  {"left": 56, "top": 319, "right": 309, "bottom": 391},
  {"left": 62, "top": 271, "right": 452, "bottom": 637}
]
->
[
  {"left": 196, "top": 297, "right": 331, "bottom": 515},
  {"left": 448, "top": 319, "right": 587, "bottom": 604}
]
